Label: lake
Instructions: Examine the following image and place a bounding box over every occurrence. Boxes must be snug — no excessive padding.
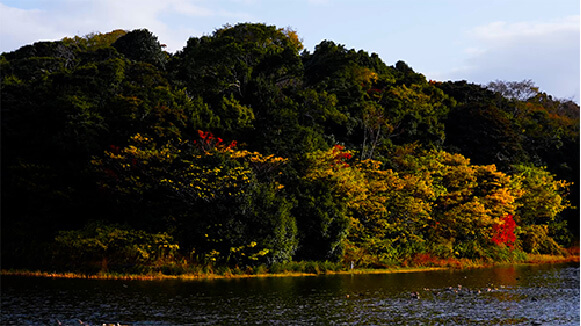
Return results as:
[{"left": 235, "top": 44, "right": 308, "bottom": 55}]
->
[{"left": 1, "top": 262, "right": 578, "bottom": 325}]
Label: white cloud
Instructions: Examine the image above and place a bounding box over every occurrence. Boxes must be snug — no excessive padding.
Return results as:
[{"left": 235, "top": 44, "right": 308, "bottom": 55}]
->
[
  {"left": 0, "top": 0, "right": 252, "bottom": 53},
  {"left": 0, "top": 3, "right": 60, "bottom": 52},
  {"left": 441, "top": 15, "right": 580, "bottom": 101},
  {"left": 472, "top": 15, "right": 579, "bottom": 41},
  {"left": 167, "top": 0, "right": 215, "bottom": 16},
  {"left": 306, "top": 0, "right": 331, "bottom": 5}
]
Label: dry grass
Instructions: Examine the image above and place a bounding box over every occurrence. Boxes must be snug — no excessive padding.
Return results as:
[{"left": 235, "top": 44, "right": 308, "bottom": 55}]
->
[
  {"left": 525, "top": 254, "right": 579, "bottom": 264},
  {"left": 3, "top": 248, "right": 578, "bottom": 280}
]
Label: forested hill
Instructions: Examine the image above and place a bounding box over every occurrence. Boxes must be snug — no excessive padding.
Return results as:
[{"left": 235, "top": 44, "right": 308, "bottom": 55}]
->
[{"left": 1, "top": 24, "right": 579, "bottom": 273}]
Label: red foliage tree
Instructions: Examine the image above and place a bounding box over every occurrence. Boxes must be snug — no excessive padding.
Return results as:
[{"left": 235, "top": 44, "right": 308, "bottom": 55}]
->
[{"left": 492, "top": 215, "right": 516, "bottom": 249}]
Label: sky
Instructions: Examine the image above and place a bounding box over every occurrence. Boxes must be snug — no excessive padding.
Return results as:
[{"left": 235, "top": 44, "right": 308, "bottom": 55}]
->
[{"left": 1, "top": 0, "right": 579, "bottom": 101}]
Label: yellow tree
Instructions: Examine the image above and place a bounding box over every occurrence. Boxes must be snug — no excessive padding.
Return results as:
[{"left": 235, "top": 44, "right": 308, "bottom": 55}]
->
[
  {"left": 513, "top": 164, "right": 573, "bottom": 251},
  {"left": 92, "top": 131, "right": 296, "bottom": 265},
  {"left": 388, "top": 145, "right": 523, "bottom": 258},
  {"left": 296, "top": 145, "right": 367, "bottom": 260},
  {"left": 344, "top": 158, "right": 435, "bottom": 265}
]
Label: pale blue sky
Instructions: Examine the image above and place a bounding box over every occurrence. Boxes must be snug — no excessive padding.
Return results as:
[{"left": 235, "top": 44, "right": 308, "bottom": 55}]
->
[{"left": 1, "top": 0, "right": 579, "bottom": 101}]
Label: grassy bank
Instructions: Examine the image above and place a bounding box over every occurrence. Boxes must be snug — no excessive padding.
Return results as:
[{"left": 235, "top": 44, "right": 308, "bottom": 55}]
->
[{"left": 2, "top": 250, "right": 578, "bottom": 281}]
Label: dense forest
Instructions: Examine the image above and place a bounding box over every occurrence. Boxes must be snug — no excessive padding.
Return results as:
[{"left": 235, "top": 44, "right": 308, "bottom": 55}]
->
[{"left": 1, "top": 24, "right": 579, "bottom": 274}]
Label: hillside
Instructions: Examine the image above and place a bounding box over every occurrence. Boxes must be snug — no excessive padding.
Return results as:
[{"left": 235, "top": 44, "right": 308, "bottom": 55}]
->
[{"left": 1, "top": 24, "right": 578, "bottom": 274}]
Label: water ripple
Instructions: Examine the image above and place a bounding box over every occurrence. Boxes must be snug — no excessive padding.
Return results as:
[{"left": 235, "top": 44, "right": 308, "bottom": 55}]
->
[{"left": 1, "top": 264, "right": 578, "bottom": 325}]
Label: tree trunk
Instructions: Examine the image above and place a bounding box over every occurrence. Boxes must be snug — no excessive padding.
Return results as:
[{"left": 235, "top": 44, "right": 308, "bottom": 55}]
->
[{"left": 101, "top": 256, "right": 108, "bottom": 273}]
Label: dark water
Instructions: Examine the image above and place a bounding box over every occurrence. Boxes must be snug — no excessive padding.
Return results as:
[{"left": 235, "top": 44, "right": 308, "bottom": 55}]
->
[{"left": 1, "top": 263, "right": 579, "bottom": 325}]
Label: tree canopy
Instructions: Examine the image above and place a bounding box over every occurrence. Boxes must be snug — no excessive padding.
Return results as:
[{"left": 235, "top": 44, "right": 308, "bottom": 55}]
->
[{"left": 1, "top": 24, "right": 578, "bottom": 273}]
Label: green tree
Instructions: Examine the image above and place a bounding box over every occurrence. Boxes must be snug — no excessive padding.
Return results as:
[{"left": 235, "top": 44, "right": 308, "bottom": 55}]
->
[
  {"left": 55, "top": 221, "right": 179, "bottom": 273},
  {"left": 486, "top": 79, "right": 539, "bottom": 101},
  {"left": 62, "top": 29, "right": 128, "bottom": 51},
  {"left": 113, "top": 29, "right": 167, "bottom": 69},
  {"left": 513, "top": 164, "right": 572, "bottom": 226},
  {"left": 92, "top": 132, "right": 296, "bottom": 265}
]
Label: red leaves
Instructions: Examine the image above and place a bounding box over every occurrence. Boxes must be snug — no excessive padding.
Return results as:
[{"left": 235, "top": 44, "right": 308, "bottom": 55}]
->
[
  {"left": 197, "top": 130, "right": 211, "bottom": 139},
  {"left": 367, "top": 88, "right": 383, "bottom": 95},
  {"left": 330, "top": 144, "right": 352, "bottom": 168},
  {"left": 492, "top": 215, "right": 516, "bottom": 249},
  {"left": 196, "top": 130, "right": 235, "bottom": 152},
  {"left": 109, "top": 145, "right": 120, "bottom": 154},
  {"left": 333, "top": 145, "right": 352, "bottom": 159},
  {"left": 340, "top": 152, "right": 352, "bottom": 160}
]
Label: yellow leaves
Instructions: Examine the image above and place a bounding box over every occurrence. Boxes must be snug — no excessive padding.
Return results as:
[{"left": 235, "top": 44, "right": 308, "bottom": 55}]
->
[
  {"left": 125, "top": 145, "right": 139, "bottom": 154},
  {"left": 352, "top": 66, "right": 378, "bottom": 87},
  {"left": 279, "top": 27, "right": 304, "bottom": 50},
  {"left": 359, "top": 159, "right": 383, "bottom": 171},
  {"left": 108, "top": 152, "right": 123, "bottom": 159},
  {"left": 513, "top": 164, "right": 573, "bottom": 224},
  {"left": 231, "top": 150, "right": 288, "bottom": 164}
]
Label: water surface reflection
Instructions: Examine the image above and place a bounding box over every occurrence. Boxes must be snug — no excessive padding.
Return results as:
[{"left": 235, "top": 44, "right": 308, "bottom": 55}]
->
[{"left": 1, "top": 263, "right": 578, "bottom": 325}]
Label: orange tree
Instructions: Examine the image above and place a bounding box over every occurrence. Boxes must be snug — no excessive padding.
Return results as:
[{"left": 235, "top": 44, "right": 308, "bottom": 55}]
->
[
  {"left": 298, "top": 145, "right": 434, "bottom": 264},
  {"left": 383, "top": 145, "right": 524, "bottom": 259},
  {"left": 343, "top": 158, "right": 435, "bottom": 266},
  {"left": 297, "top": 143, "right": 528, "bottom": 264}
]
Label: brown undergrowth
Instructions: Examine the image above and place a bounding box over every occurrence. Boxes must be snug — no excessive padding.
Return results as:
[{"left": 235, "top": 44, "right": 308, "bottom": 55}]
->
[{"left": 2, "top": 248, "right": 578, "bottom": 281}]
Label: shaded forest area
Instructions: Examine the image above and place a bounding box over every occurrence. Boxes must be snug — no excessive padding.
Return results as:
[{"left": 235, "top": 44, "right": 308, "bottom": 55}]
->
[{"left": 1, "top": 24, "right": 578, "bottom": 274}]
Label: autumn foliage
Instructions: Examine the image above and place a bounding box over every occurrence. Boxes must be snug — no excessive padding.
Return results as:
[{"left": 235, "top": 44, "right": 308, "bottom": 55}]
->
[
  {"left": 1, "top": 23, "right": 577, "bottom": 274},
  {"left": 492, "top": 215, "right": 517, "bottom": 249}
]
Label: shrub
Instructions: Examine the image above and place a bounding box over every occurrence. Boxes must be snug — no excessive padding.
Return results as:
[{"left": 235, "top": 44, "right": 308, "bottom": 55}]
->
[
  {"left": 304, "top": 261, "right": 320, "bottom": 274},
  {"left": 216, "top": 266, "right": 232, "bottom": 276},
  {"left": 253, "top": 264, "right": 268, "bottom": 275},
  {"left": 269, "top": 262, "right": 284, "bottom": 274},
  {"left": 288, "top": 261, "right": 305, "bottom": 272},
  {"left": 319, "top": 261, "right": 341, "bottom": 272},
  {"left": 485, "top": 245, "right": 514, "bottom": 262},
  {"left": 410, "top": 253, "right": 438, "bottom": 267},
  {"left": 519, "top": 225, "right": 564, "bottom": 254},
  {"left": 429, "top": 241, "right": 455, "bottom": 259},
  {"left": 492, "top": 215, "right": 516, "bottom": 249},
  {"left": 231, "top": 266, "right": 243, "bottom": 275},
  {"left": 454, "top": 240, "right": 486, "bottom": 259},
  {"left": 202, "top": 265, "right": 213, "bottom": 275}
]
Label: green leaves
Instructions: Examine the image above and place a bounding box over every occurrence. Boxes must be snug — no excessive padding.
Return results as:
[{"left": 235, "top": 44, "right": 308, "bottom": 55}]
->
[
  {"left": 55, "top": 221, "right": 179, "bottom": 272},
  {"left": 513, "top": 164, "right": 572, "bottom": 226},
  {"left": 113, "top": 29, "right": 167, "bottom": 69},
  {"left": 1, "top": 25, "right": 577, "bottom": 273}
]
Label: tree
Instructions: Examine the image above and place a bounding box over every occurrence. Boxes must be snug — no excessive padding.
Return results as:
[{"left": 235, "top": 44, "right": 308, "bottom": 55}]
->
[
  {"left": 444, "top": 101, "right": 527, "bottom": 170},
  {"left": 92, "top": 131, "right": 296, "bottom": 265},
  {"left": 378, "top": 84, "right": 451, "bottom": 149},
  {"left": 113, "top": 29, "right": 167, "bottom": 69},
  {"left": 486, "top": 79, "right": 539, "bottom": 101},
  {"left": 55, "top": 221, "right": 179, "bottom": 273},
  {"left": 294, "top": 145, "right": 364, "bottom": 261},
  {"left": 386, "top": 145, "right": 524, "bottom": 259},
  {"left": 344, "top": 158, "right": 435, "bottom": 265},
  {"left": 513, "top": 164, "right": 573, "bottom": 245},
  {"left": 62, "top": 29, "right": 127, "bottom": 51},
  {"left": 2, "top": 25, "right": 577, "bottom": 272}
]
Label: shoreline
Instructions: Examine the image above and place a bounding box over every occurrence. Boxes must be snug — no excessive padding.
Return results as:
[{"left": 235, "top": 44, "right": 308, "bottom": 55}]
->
[{"left": 2, "top": 254, "right": 578, "bottom": 281}]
